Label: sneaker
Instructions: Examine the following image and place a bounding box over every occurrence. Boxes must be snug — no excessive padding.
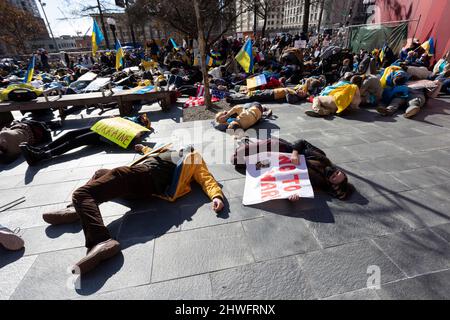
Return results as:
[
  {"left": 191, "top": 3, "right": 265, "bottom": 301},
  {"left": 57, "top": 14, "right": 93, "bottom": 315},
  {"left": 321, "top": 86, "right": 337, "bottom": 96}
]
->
[
  {"left": 72, "top": 239, "right": 121, "bottom": 275},
  {"left": 0, "top": 226, "right": 24, "bottom": 251},
  {"left": 43, "top": 206, "right": 80, "bottom": 225},
  {"left": 404, "top": 105, "right": 420, "bottom": 118},
  {"left": 305, "top": 110, "right": 323, "bottom": 118},
  {"left": 377, "top": 106, "right": 396, "bottom": 116}
]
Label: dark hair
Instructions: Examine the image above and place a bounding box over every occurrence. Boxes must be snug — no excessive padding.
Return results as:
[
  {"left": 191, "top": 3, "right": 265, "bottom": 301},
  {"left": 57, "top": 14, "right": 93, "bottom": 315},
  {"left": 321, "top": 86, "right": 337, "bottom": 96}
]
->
[
  {"left": 351, "top": 75, "right": 363, "bottom": 88},
  {"left": 0, "top": 149, "right": 15, "bottom": 164}
]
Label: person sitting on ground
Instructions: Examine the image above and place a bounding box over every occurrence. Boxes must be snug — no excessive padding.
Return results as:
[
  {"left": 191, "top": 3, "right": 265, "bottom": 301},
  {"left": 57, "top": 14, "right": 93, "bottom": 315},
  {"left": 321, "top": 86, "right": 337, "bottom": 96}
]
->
[
  {"left": 305, "top": 75, "right": 362, "bottom": 117},
  {"left": 232, "top": 138, "right": 353, "bottom": 201},
  {"left": 0, "top": 119, "right": 53, "bottom": 164},
  {"left": 377, "top": 79, "right": 443, "bottom": 118},
  {"left": 0, "top": 224, "right": 24, "bottom": 251},
  {"left": 215, "top": 102, "right": 273, "bottom": 132},
  {"left": 20, "top": 114, "right": 151, "bottom": 166},
  {"left": 42, "top": 145, "right": 225, "bottom": 274}
]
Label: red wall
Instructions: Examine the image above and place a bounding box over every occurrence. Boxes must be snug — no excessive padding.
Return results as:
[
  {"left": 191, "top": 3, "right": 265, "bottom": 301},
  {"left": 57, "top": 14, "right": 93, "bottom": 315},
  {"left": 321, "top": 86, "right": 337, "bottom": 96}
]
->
[{"left": 374, "top": 0, "right": 450, "bottom": 59}]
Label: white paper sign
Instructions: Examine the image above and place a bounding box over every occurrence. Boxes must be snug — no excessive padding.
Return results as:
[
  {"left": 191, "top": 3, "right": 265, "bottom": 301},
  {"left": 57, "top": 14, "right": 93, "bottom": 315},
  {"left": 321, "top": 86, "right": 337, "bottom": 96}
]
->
[{"left": 243, "top": 152, "right": 315, "bottom": 205}]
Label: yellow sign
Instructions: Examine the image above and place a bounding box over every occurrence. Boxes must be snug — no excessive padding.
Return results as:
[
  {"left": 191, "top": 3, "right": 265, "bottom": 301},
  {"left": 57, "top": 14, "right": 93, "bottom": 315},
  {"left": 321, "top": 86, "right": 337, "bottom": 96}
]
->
[{"left": 91, "top": 117, "right": 150, "bottom": 149}]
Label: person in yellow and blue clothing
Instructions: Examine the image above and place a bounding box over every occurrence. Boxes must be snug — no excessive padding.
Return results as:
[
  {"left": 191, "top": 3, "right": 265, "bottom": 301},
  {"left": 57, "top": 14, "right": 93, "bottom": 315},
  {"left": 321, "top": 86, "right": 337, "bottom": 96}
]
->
[
  {"left": 41, "top": 144, "right": 225, "bottom": 275},
  {"left": 305, "top": 75, "right": 363, "bottom": 117}
]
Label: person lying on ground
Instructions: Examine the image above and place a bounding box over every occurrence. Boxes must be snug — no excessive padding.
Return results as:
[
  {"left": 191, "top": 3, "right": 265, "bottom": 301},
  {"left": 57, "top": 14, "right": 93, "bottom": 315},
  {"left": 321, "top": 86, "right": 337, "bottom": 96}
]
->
[
  {"left": 215, "top": 102, "right": 273, "bottom": 132},
  {"left": 0, "top": 224, "right": 24, "bottom": 251},
  {"left": 0, "top": 119, "right": 54, "bottom": 164},
  {"left": 377, "top": 79, "right": 443, "bottom": 118},
  {"left": 19, "top": 114, "right": 151, "bottom": 166},
  {"left": 305, "top": 75, "right": 362, "bottom": 117},
  {"left": 232, "top": 138, "right": 353, "bottom": 201},
  {"left": 359, "top": 74, "right": 383, "bottom": 107},
  {"left": 42, "top": 146, "right": 225, "bottom": 274},
  {"left": 226, "top": 86, "right": 308, "bottom": 105}
]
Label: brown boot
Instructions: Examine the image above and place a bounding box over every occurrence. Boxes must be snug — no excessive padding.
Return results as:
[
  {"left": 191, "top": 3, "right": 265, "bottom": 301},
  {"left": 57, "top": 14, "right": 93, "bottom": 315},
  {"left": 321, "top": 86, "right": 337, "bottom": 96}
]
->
[
  {"left": 0, "top": 226, "right": 25, "bottom": 251},
  {"left": 72, "top": 239, "right": 121, "bottom": 275},
  {"left": 42, "top": 206, "right": 80, "bottom": 225}
]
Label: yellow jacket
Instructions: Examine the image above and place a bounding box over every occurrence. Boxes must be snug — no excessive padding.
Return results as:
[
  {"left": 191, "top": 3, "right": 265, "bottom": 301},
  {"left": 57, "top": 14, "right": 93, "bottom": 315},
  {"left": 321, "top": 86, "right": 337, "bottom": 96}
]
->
[
  {"left": 132, "top": 147, "right": 223, "bottom": 202},
  {"left": 226, "top": 105, "right": 262, "bottom": 130}
]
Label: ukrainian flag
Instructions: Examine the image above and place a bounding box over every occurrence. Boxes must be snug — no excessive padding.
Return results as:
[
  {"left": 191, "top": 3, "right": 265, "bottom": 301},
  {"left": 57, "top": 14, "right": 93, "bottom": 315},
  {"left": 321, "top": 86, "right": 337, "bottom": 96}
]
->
[
  {"left": 421, "top": 38, "right": 435, "bottom": 56},
  {"left": 92, "top": 19, "right": 105, "bottom": 56},
  {"left": 115, "top": 40, "right": 124, "bottom": 70},
  {"left": 235, "top": 39, "right": 254, "bottom": 73},
  {"left": 379, "top": 44, "right": 387, "bottom": 63},
  {"left": 206, "top": 55, "right": 214, "bottom": 67},
  {"left": 23, "top": 55, "right": 35, "bottom": 83}
]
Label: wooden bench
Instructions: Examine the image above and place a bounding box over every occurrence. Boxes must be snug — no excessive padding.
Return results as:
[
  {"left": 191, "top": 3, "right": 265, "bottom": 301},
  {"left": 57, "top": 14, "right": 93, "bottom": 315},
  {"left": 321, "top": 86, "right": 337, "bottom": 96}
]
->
[{"left": 0, "top": 88, "right": 175, "bottom": 121}]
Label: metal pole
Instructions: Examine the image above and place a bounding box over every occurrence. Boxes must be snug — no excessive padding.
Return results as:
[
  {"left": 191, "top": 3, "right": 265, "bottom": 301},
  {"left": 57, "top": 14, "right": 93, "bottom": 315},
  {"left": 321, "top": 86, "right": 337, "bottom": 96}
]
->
[
  {"left": 96, "top": 0, "right": 111, "bottom": 49},
  {"left": 38, "top": 0, "right": 58, "bottom": 52},
  {"left": 125, "top": 0, "right": 137, "bottom": 47}
]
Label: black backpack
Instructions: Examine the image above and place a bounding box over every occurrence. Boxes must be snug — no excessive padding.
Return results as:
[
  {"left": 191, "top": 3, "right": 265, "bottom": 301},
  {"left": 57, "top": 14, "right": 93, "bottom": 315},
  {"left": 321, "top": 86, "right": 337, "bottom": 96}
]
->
[{"left": 8, "top": 88, "right": 38, "bottom": 102}]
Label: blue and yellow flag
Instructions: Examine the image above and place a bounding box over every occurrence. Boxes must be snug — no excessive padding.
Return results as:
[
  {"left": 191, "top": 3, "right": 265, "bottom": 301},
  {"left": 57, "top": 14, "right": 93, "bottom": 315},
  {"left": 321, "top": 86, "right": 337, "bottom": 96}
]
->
[
  {"left": 206, "top": 55, "right": 214, "bottom": 67},
  {"left": 235, "top": 39, "right": 254, "bottom": 73},
  {"left": 115, "top": 40, "right": 124, "bottom": 70},
  {"left": 421, "top": 37, "right": 435, "bottom": 56},
  {"left": 379, "top": 44, "right": 387, "bottom": 63},
  {"left": 170, "top": 38, "right": 179, "bottom": 50},
  {"left": 23, "top": 55, "right": 35, "bottom": 83},
  {"left": 92, "top": 19, "right": 105, "bottom": 56}
]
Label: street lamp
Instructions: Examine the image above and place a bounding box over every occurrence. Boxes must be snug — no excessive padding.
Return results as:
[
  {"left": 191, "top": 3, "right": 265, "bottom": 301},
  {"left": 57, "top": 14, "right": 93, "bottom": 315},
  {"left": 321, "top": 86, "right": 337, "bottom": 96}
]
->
[
  {"left": 107, "top": 17, "right": 118, "bottom": 46},
  {"left": 38, "top": 0, "right": 58, "bottom": 52}
]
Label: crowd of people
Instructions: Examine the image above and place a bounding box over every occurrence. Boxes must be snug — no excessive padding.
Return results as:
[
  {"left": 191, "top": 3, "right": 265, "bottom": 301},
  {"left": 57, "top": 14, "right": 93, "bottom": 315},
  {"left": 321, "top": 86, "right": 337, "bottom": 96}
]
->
[{"left": 1, "top": 31, "right": 449, "bottom": 275}]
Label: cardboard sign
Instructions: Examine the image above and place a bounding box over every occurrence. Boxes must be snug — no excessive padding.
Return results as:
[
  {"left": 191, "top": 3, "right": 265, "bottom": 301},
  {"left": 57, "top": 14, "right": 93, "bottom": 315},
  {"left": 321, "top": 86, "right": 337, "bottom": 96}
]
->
[
  {"left": 243, "top": 152, "right": 314, "bottom": 205},
  {"left": 246, "top": 74, "right": 267, "bottom": 90},
  {"left": 91, "top": 117, "right": 150, "bottom": 149}
]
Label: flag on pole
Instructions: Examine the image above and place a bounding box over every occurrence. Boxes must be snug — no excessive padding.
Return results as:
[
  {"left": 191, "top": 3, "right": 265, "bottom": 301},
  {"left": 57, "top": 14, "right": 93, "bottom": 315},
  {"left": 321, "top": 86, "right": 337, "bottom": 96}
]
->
[
  {"left": 205, "top": 55, "right": 214, "bottom": 67},
  {"left": 23, "top": 55, "right": 35, "bottom": 83},
  {"left": 235, "top": 39, "right": 254, "bottom": 73},
  {"left": 115, "top": 40, "right": 124, "bottom": 70},
  {"left": 170, "top": 38, "right": 179, "bottom": 50},
  {"left": 92, "top": 19, "right": 105, "bottom": 56},
  {"left": 379, "top": 44, "right": 387, "bottom": 63},
  {"left": 421, "top": 38, "right": 435, "bottom": 56}
]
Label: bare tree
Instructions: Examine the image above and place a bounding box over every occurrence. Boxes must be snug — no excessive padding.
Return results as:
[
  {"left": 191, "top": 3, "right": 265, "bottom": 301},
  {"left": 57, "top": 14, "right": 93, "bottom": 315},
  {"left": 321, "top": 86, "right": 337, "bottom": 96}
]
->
[
  {"left": 243, "top": 0, "right": 276, "bottom": 39},
  {"left": 0, "top": 0, "right": 47, "bottom": 54},
  {"left": 130, "top": 0, "right": 244, "bottom": 107},
  {"left": 302, "top": 0, "right": 311, "bottom": 34}
]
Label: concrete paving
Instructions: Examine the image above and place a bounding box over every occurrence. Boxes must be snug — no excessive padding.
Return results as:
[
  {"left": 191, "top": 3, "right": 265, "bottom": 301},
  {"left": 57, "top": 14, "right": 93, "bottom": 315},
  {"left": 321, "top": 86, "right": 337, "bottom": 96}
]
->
[{"left": 1, "top": 96, "right": 450, "bottom": 300}]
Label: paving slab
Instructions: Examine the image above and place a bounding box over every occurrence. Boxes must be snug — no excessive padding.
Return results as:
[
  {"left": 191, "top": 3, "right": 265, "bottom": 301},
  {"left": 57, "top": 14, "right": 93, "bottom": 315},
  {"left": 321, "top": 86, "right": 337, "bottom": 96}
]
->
[
  {"left": 10, "top": 238, "right": 154, "bottom": 299},
  {"left": 241, "top": 215, "right": 321, "bottom": 261},
  {"left": 297, "top": 240, "right": 406, "bottom": 299},
  {"left": 151, "top": 223, "right": 254, "bottom": 283},
  {"left": 179, "top": 197, "right": 263, "bottom": 231},
  {"left": 77, "top": 274, "right": 213, "bottom": 300},
  {"left": 376, "top": 269, "right": 450, "bottom": 300},
  {"left": 372, "top": 228, "right": 450, "bottom": 277},
  {"left": 210, "top": 256, "right": 316, "bottom": 300}
]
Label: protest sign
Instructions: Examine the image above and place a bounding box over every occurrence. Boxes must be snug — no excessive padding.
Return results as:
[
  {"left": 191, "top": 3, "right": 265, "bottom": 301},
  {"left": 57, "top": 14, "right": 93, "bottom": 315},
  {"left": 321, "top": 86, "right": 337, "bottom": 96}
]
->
[
  {"left": 243, "top": 152, "right": 314, "bottom": 205},
  {"left": 91, "top": 117, "right": 150, "bottom": 149},
  {"left": 246, "top": 74, "right": 267, "bottom": 90}
]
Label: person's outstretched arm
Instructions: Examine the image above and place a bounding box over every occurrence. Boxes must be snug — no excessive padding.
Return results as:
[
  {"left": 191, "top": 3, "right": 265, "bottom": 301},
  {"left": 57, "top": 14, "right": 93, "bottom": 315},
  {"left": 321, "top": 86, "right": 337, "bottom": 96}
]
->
[{"left": 192, "top": 153, "right": 224, "bottom": 213}]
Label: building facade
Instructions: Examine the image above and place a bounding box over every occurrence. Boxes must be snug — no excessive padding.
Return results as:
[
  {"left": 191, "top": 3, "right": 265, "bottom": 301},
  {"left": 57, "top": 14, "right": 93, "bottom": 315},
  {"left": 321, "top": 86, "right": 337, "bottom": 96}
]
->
[
  {"left": 92, "top": 13, "right": 184, "bottom": 49},
  {"left": 8, "top": 0, "right": 40, "bottom": 17},
  {"left": 235, "top": 0, "right": 367, "bottom": 37}
]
